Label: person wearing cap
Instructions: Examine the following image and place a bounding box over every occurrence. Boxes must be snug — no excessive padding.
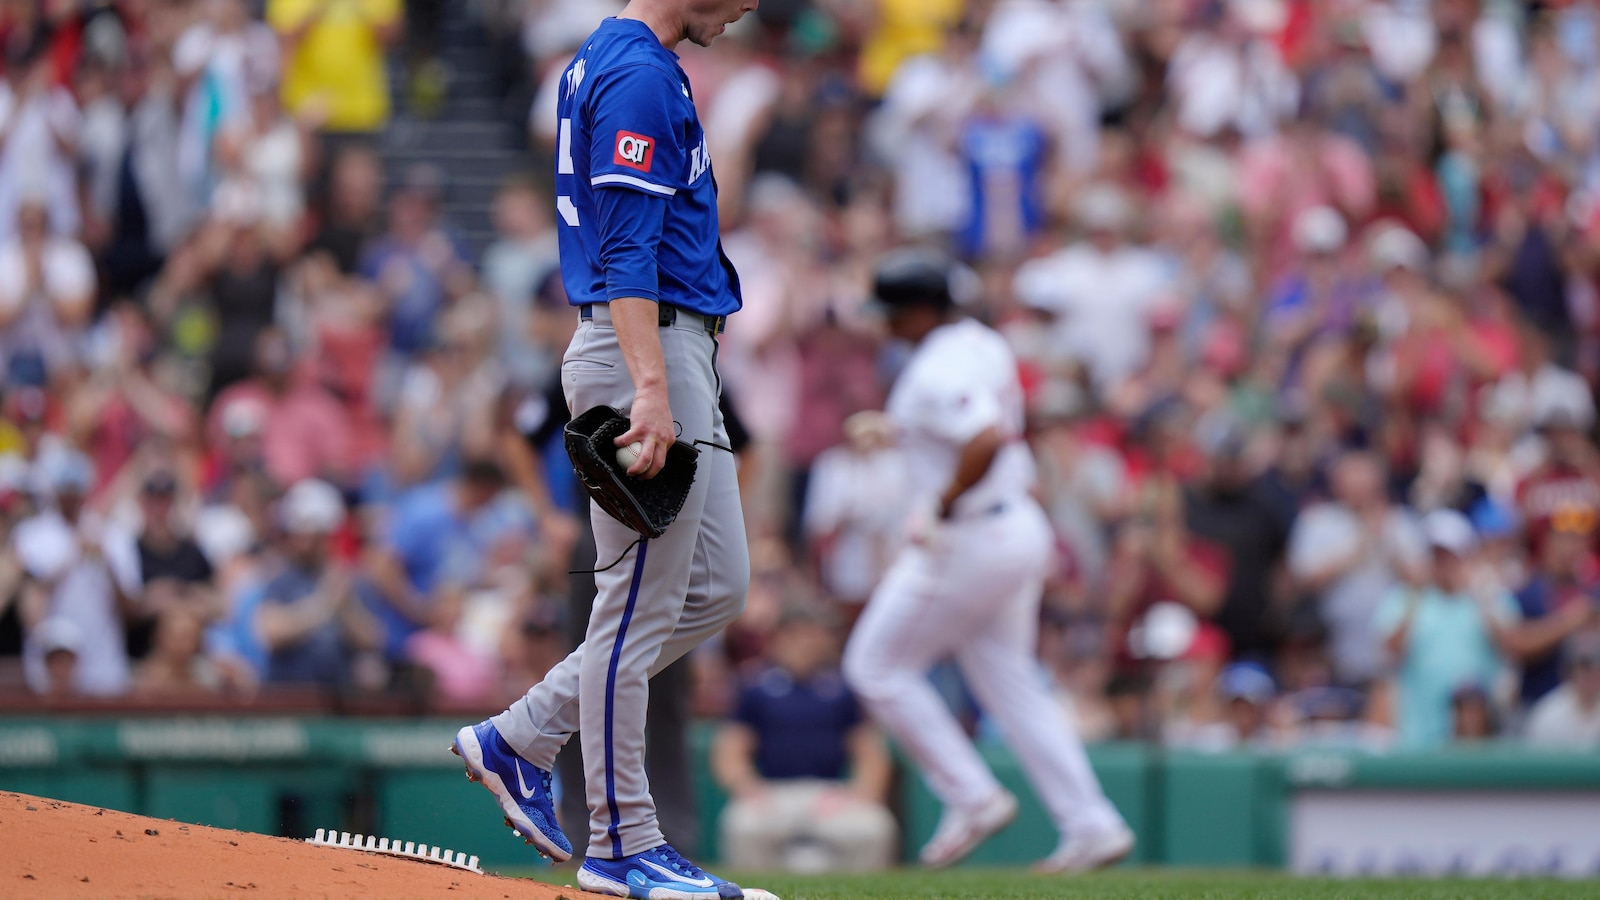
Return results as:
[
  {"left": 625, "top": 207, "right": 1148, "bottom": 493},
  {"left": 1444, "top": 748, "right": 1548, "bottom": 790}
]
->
[
  {"left": 250, "top": 478, "right": 379, "bottom": 686},
  {"left": 844, "top": 249, "right": 1133, "bottom": 872},
  {"left": 1374, "top": 508, "right": 1520, "bottom": 749},
  {"left": 1524, "top": 633, "right": 1600, "bottom": 749},
  {"left": 1513, "top": 363, "right": 1600, "bottom": 562},
  {"left": 1263, "top": 207, "right": 1368, "bottom": 355},
  {"left": 1484, "top": 321, "right": 1595, "bottom": 439},
  {"left": 1168, "top": 661, "right": 1281, "bottom": 752},
  {"left": 31, "top": 617, "right": 85, "bottom": 698},
  {"left": 14, "top": 450, "right": 141, "bottom": 697},
  {"left": 713, "top": 604, "right": 896, "bottom": 873},
  {"left": 128, "top": 469, "right": 215, "bottom": 661}
]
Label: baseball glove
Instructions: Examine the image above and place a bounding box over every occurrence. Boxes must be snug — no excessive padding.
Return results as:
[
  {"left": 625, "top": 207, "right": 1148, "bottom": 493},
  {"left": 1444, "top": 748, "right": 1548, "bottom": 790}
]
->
[{"left": 564, "top": 405, "right": 699, "bottom": 539}]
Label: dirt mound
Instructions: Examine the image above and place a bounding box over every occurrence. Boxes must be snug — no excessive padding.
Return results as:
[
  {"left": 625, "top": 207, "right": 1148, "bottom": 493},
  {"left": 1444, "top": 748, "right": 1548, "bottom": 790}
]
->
[{"left": 2, "top": 791, "right": 575, "bottom": 899}]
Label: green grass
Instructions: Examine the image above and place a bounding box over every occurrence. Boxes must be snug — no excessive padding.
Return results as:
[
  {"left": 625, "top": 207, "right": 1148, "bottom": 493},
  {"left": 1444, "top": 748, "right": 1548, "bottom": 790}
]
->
[{"left": 523, "top": 868, "right": 1597, "bottom": 899}]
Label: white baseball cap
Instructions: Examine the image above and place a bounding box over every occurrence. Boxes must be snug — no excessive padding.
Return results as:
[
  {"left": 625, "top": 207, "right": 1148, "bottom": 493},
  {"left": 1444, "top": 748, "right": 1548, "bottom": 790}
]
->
[
  {"left": 1423, "top": 508, "right": 1477, "bottom": 557},
  {"left": 35, "top": 617, "right": 85, "bottom": 656},
  {"left": 279, "top": 480, "right": 346, "bottom": 535},
  {"left": 1292, "top": 206, "right": 1347, "bottom": 254},
  {"left": 1369, "top": 225, "right": 1430, "bottom": 273}
]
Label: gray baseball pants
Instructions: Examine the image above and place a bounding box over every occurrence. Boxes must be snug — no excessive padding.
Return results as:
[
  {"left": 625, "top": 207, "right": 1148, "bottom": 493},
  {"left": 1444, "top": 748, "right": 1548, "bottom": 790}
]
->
[{"left": 493, "top": 304, "right": 748, "bottom": 860}]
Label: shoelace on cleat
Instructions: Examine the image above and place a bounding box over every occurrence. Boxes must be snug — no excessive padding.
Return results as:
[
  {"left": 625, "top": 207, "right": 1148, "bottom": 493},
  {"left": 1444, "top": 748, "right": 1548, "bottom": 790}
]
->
[{"left": 656, "top": 845, "right": 707, "bottom": 879}]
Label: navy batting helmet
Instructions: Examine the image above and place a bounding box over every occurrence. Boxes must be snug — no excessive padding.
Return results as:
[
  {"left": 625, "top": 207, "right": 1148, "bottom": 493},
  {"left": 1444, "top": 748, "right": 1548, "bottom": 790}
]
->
[{"left": 872, "top": 248, "right": 958, "bottom": 311}]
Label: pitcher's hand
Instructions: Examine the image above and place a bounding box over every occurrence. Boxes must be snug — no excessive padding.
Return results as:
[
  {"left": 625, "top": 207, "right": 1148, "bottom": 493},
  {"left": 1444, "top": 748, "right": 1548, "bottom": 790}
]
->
[{"left": 617, "top": 385, "right": 675, "bottom": 479}]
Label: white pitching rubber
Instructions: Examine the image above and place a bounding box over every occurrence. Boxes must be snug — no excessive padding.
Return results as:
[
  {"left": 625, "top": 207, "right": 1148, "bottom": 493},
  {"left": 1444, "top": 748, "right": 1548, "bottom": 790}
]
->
[{"left": 304, "top": 826, "right": 484, "bottom": 875}]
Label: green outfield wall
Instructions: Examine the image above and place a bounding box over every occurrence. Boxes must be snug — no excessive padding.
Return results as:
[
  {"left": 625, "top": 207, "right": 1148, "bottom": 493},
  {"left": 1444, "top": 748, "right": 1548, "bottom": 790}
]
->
[{"left": 3, "top": 717, "right": 1598, "bottom": 873}]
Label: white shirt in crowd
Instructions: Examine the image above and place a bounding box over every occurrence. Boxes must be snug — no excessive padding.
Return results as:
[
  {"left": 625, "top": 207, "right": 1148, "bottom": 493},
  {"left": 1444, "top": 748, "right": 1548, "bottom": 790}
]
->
[
  {"left": 1167, "top": 31, "right": 1297, "bottom": 140},
  {"left": 1484, "top": 363, "right": 1597, "bottom": 433},
  {"left": 0, "top": 82, "right": 81, "bottom": 242},
  {"left": 0, "top": 233, "right": 96, "bottom": 376},
  {"left": 14, "top": 508, "right": 142, "bottom": 697},
  {"left": 1287, "top": 503, "right": 1427, "bottom": 685},
  {"left": 886, "top": 319, "right": 1035, "bottom": 515},
  {"left": 804, "top": 444, "right": 912, "bottom": 603},
  {"left": 981, "top": 0, "right": 1133, "bottom": 174},
  {"left": 868, "top": 52, "right": 977, "bottom": 240},
  {"left": 1013, "top": 241, "right": 1174, "bottom": 388},
  {"left": 1524, "top": 684, "right": 1600, "bottom": 749}
]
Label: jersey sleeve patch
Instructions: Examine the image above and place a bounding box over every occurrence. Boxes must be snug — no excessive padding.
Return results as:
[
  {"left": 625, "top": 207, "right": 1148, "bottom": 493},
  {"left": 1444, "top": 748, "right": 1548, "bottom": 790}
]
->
[{"left": 613, "top": 131, "right": 656, "bottom": 173}]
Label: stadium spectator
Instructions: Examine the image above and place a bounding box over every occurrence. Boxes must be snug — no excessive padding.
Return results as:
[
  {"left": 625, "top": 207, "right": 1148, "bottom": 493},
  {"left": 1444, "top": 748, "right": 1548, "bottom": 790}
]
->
[
  {"left": 0, "top": 194, "right": 95, "bottom": 385},
  {"left": 132, "top": 605, "right": 219, "bottom": 697},
  {"left": 1376, "top": 509, "right": 1518, "bottom": 749},
  {"left": 252, "top": 478, "right": 379, "bottom": 687},
  {"left": 14, "top": 451, "right": 140, "bottom": 697},
  {"left": 128, "top": 469, "right": 214, "bottom": 660},
  {"left": 1165, "top": 661, "right": 1281, "bottom": 752},
  {"left": 207, "top": 328, "right": 353, "bottom": 489},
  {"left": 29, "top": 616, "right": 84, "bottom": 698},
  {"left": 1105, "top": 475, "right": 1228, "bottom": 673},
  {"left": 1184, "top": 420, "right": 1293, "bottom": 664},
  {"left": 480, "top": 176, "right": 559, "bottom": 386},
  {"left": 802, "top": 411, "right": 908, "bottom": 610},
  {"left": 362, "top": 459, "right": 514, "bottom": 662},
  {"left": 358, "top": 164, "right": 471, "bottom": 358},
  {"left": 1289, "top": 451, "right": 1428, "bottom": 687},
  {"left": 713, "top": 605, "right": 896, "bottom": 873},
  {"left": 1012, "top": 184, "right": 1173, "bottom": 390},
  {"left": 1510, "top": 515, "right": 1600, "bottom": 708},
  {"left": 307, "top": 143, "right": 384, "bottom": 275},
  {"left": 267, "top": 0, "right": 400, "bottom": 138},
  {"left": 0, "top": 36, "right": 82, "bottom": 243},
  {"left": 1450, "top": 682, "right": 1497, "bottom": 743},
  {"left": 1524, "top": 632, "right": 1600, "bottom": 749}
]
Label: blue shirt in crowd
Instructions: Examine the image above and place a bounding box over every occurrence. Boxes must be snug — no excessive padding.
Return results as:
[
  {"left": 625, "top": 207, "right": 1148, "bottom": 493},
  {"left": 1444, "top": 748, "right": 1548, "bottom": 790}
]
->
[{"left": 734, "top": 667, "right": 861, "bottom": 781}]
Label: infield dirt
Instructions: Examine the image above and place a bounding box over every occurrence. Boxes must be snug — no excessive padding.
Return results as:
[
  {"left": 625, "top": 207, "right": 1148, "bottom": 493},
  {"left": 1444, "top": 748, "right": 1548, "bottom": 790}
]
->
[{"left": 2, "top": 791, "right": 577, "bottom": 899}]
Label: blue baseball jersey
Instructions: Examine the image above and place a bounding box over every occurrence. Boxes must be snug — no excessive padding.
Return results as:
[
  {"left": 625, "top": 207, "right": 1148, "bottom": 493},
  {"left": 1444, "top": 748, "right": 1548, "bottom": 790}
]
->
[{"left": 554, "top": 18, "right": 741, "bottom": 318}]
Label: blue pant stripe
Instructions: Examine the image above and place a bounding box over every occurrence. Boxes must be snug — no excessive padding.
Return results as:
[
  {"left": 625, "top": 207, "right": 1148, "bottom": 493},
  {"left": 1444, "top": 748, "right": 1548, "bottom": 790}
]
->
[{"left": 604, "top": 539, "right": 649, "bottom": 858}]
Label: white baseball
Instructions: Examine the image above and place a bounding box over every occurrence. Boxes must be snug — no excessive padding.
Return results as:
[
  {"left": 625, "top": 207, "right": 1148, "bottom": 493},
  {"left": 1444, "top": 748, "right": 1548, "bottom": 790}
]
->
[{"left": 616, "top": 441, "right": 645, "bottom": 468}]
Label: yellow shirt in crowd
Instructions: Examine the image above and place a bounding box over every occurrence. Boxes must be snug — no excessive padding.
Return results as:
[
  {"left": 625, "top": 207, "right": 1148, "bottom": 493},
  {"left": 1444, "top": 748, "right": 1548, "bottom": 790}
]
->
[
  {"left": 268, "top": 0, "right": 400, "bottom": 133},
  {"left": 858, "top": 0, "right": 964, "bottom": 97}
]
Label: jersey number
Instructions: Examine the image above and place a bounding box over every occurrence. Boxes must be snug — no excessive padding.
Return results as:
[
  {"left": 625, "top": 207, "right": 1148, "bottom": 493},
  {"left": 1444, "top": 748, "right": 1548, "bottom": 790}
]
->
[{"left": 557, "top": 118, "right": 580, "bottom": 227}]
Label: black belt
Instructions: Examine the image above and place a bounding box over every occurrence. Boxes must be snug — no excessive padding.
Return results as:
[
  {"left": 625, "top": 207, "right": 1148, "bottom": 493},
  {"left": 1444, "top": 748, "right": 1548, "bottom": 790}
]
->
[{"left": 580, "top": 303, "right": 724, "bottom": 337}]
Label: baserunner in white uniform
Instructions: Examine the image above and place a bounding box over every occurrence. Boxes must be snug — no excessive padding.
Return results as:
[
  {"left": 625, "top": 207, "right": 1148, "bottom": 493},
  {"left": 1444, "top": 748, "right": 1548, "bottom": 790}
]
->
[{"left": 842, "top": 249, "right": 1135, "bottom": 873}]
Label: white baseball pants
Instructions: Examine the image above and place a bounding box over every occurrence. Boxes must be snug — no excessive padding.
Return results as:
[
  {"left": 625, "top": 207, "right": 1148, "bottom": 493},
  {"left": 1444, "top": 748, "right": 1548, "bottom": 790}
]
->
[{"left": 843, "top": 499, "right": 1124, "bottom": 841}]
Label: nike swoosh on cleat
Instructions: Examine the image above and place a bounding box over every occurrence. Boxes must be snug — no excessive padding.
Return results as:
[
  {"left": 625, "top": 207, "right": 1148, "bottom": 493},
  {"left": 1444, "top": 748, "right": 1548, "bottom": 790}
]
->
[
  {"left": 514, "top": 760, "right": 539, "bottom": 800},
  {"left": 640, "top": 860, "right": 714, "bottom": 887}
]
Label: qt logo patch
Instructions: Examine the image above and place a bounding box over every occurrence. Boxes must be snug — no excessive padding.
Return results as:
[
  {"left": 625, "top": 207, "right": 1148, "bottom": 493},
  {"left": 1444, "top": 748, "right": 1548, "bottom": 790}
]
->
[{"left": 614, "top": 132, "right": 655, "bottom": 172}]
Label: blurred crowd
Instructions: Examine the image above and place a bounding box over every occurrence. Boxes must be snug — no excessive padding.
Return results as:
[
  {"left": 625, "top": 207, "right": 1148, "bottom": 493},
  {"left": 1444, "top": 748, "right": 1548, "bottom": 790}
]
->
[{"left": 2, "top": 0, "right": 1600, "bottom": 796}]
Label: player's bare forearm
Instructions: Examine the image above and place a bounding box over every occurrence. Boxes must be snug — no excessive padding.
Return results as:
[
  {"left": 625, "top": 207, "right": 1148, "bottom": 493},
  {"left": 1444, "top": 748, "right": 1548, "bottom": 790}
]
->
[
  {"left": 610, "top": 297, "right": 675, "bottom": 478},
  {"left": 938, "top": 425, "right": 1004, "bottom": 517}
]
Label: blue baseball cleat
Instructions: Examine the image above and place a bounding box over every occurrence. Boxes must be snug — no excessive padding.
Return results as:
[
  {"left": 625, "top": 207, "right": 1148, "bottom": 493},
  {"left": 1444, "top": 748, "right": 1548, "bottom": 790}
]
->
[
  {"left": 451, "top": 720, "right": 572, "bottom": 862},
  {"left": 578, "top": 843, "right": 744, "bottom": 899}
]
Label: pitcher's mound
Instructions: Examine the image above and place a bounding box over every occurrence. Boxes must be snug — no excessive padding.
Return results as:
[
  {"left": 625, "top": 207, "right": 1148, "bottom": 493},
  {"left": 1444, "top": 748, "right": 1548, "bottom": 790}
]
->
[{"left": 1, "top": 791, "right": 573, "bottom": 899}]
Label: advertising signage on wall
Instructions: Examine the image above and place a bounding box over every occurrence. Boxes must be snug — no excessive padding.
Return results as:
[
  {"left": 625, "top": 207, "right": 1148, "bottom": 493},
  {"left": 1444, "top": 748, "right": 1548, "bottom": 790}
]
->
[{"left": 1292, "top": 791, "right": 1600, "bottom": 877}]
